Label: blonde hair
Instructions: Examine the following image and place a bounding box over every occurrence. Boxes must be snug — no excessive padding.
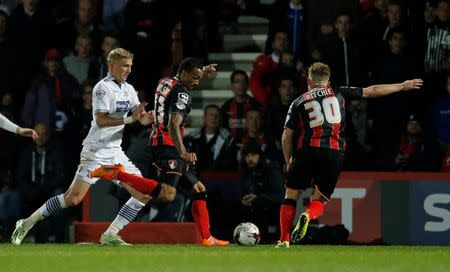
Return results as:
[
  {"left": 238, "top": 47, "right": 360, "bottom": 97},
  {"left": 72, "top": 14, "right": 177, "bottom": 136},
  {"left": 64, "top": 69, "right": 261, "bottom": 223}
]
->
[
  {"left": 107, "top": 48, "right": 134, "bottom": 63},
  {"left": 308, "top": 62, "right": 331, "bottom": 83}
]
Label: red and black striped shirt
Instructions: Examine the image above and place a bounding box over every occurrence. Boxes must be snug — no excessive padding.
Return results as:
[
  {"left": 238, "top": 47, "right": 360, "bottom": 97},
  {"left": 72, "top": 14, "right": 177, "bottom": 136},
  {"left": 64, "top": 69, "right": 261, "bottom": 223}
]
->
[
  {"left": 221, "top": 96, "right": 262, "bottom": 142},
  {"left": 150, "top": 77, "right": 191, "bottom": 147},
  {"left": 284, "top": 85, "right": 363, "bottom": 151}
]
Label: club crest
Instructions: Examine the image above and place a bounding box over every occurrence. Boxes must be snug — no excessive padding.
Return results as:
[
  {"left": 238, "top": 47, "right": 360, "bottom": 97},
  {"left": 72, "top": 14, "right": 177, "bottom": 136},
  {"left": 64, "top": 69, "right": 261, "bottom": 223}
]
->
[{"left": 168, "top": 160, "right": 177, "bottom": 169}]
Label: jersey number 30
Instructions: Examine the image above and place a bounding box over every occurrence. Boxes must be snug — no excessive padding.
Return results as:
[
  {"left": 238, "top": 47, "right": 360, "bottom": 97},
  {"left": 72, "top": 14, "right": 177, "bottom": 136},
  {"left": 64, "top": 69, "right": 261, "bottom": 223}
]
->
[{"left": 304, "top": 97, "right": 341, "bottom": 127}]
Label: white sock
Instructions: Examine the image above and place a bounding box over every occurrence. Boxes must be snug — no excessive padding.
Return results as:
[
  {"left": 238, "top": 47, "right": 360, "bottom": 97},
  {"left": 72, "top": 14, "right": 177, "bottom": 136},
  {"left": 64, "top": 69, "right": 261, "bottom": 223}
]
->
[
  {"left": 104, "top": 197, "right": 145, "bottom": 236},
  {"left": 24, "top": 194, "right": 66, "bottom": 229}
]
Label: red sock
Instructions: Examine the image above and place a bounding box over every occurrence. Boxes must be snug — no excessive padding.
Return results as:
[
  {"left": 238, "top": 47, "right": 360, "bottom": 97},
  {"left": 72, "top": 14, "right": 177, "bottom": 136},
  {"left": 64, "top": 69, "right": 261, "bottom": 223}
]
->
[
  {"left": 191, "top": 199, "right": 211, "bottom": 239},
  {"left": 279, "top": 200, "right": 296, "bottom": 242},
  {"left": 306, "top": 200, "right": 325, "bottom": 220},
  {"left": 116, "top": 172, "right": 159, "bottom": 195}
]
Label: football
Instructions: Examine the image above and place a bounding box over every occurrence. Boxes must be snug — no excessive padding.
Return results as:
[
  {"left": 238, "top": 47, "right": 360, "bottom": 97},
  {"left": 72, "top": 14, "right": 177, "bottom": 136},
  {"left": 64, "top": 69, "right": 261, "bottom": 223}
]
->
[{"left": 233, "top": 222, "right": 261, "bottom": 246}]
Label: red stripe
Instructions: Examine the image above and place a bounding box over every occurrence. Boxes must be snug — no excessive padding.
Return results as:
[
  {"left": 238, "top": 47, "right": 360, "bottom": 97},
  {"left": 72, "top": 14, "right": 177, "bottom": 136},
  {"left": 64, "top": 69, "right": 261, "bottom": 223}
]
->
[
  {"left": 297, "top": 116, "right": 305, "bottom": 150},
  {"left": 330, "top": 123, "right": 340, "bottom": 150},
  {"left": 310, "top": 126, "right": 323, "bottom": 147}
]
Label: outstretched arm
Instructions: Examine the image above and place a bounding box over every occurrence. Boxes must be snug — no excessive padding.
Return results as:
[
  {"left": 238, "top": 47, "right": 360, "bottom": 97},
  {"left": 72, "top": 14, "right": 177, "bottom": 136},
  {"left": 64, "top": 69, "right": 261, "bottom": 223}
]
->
[
  {"left": 0, "top": 113, "right": 38, "bottom": 140},
  {"left": 362, "top": 79, "right": 423, "bottom": 98}
]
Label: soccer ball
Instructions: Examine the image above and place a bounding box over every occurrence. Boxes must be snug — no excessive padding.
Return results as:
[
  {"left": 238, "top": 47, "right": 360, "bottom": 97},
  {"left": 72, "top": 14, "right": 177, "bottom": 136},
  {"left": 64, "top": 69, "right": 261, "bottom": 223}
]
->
[{"left": 233, "top": 222, "right": 260, "bottom": 246}]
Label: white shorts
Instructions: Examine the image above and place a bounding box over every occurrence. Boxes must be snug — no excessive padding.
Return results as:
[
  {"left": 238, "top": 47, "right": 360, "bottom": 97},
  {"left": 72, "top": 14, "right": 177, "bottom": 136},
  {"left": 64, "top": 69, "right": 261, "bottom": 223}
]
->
[{"left": 75, "top": 146, "right": 142, "bottom": 185}]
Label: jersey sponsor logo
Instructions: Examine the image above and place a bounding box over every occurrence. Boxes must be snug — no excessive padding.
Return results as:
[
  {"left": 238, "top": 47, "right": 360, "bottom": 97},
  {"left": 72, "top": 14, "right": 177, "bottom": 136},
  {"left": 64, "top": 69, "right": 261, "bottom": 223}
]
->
[
  {"left": 96, "top": 89, "right": 106, "bottom": 99},
  {"left": 116, "top": 100, "right": 131, "bottom": 112},
  {"left": 178, "top": 93, "right": 189, "bottom": 103}
]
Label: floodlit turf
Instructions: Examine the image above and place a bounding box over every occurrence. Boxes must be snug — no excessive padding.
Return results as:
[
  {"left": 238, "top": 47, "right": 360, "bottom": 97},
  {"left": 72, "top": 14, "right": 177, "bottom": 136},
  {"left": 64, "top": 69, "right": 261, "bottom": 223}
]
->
[{"left": 0, "top": 244, "right": 449, "bottom": 272}]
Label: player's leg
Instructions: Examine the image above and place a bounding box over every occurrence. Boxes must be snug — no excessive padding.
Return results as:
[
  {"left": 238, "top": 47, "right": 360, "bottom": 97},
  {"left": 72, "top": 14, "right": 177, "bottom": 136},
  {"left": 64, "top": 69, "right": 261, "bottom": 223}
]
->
[
  {"left": 283, "top": 149, "right": 313, "bottom": 245},
  {"left": 292, "top": 149, "right": 344, "bottom": 243},
  {"left": 90, "top": 165, "right": 162, "bottom": 196},
  {"left": 277, "top": 187, "right": 301, "bottom": 248},
  {"left": 11, "top": 177, "right": 91, "bottom": 245},
  {"left": 186, "top": 171, "right": 229, "bottom": 246},
  {"left": 100, "top": 154, "right": 153, "bottom": 246}
]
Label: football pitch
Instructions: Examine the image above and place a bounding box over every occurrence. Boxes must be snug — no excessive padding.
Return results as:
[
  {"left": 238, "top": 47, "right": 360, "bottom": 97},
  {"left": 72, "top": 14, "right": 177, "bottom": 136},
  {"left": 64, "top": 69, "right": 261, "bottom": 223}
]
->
[{"left": 0, "top": 244, "right": 449, "bottom": 272}]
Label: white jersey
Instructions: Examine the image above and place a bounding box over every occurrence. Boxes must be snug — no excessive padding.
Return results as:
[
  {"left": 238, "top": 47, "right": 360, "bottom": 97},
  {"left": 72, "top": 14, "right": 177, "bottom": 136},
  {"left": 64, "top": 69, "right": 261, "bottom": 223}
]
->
[{"left": 82, "top": 73, "right": 140, "bottom": 151}]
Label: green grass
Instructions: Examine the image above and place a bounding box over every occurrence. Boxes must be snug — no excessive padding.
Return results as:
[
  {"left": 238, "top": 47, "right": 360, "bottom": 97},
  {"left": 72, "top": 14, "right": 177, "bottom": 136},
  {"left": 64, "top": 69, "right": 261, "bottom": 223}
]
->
[{"left": 0, "top": 244, "right": 449, "bottom": 272}]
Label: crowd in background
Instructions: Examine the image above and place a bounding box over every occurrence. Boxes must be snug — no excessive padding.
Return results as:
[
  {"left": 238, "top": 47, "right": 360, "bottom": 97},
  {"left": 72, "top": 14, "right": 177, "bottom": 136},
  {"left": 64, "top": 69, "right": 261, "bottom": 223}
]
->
[{"left": 0, "top": 0, "right": 450, "bottom": 243}]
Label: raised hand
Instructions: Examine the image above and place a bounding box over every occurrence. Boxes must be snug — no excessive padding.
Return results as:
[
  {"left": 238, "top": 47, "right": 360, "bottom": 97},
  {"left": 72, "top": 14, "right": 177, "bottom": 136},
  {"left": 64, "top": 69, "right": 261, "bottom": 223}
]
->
[
  {"left": 131, "top": 102, "right": 148, "bottom": 122},
  {"left": 402, "top": 79, "right": 423, "bottom": 91},
  {"left": 139, "top": 110, "right": 155, "bottom": 126},
  {"left": 202, "top": 64, "right": 217, "bottom": 78}
]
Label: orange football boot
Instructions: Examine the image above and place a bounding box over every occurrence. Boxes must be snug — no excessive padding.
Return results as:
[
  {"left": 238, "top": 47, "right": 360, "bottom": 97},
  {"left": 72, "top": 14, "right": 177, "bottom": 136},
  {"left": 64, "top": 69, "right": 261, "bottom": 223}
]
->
[
  {"left": 201, "top": 236, "right": 230, "bottom": 246},
  {"left": 89, "top": 164, "right": 125, "bottom": 180}
]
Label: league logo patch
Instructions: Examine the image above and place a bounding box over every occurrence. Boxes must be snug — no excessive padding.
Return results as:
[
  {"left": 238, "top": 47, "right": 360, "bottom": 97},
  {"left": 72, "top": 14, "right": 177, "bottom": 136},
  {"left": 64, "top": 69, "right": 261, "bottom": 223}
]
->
[
  {"left": 178, "top": 93, "right": 189, "bottom": 103},
  {"left": 168, "top": 160, "right": 177, "bottom": 169},
  {"left": 96, "top": 89, "right": 106, "bottom": 99}
]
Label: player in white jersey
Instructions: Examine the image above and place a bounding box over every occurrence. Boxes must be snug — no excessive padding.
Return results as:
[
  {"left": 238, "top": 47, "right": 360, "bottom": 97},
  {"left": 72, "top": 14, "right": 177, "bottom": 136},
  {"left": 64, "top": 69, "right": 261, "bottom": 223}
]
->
[
  {"left": 11, "top": 48, "right": 154, "bottom": 245},
  {"left": 0, "top": 113, "right": 38, "bottom": 140}
]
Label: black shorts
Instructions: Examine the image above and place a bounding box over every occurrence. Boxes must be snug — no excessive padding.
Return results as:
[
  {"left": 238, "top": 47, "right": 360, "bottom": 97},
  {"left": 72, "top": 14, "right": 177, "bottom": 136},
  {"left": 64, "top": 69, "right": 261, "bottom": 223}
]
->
[
  {"left": 151, "top": 145, "right": 199, "bottom": 188},
  {"left": 286, "top": 148, "right": 344, "bottom": 199}
]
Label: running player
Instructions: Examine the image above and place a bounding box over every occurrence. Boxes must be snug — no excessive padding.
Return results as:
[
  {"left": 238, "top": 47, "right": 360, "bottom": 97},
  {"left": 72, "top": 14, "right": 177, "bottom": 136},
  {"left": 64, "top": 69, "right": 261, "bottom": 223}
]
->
[
  {"left": 90, "top": 57, "right": 229, "bottom": 246},
  {"left": 276, "top": 62, "right": 422, "bottom": 248},
  {"left": 11, "top": 48, "right": 155, "bottom": 245},
  {"left": 0, "top": 113, "right": 38, "bottom": 140}
]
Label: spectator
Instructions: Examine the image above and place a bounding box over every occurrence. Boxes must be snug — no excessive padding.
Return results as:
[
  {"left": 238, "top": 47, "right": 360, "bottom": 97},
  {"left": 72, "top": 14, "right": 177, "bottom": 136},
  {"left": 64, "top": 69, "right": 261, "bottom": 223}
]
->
[
  {"left": 16, "top": 122, "right": 66, "bottom": 242},
  {"left": 8, "top": 0, "right": 54, "bottom": 102},
  {"left": 249, "top": 31, "right": 289, "bottom": 107},
  {"left": 56, "top": 0, "right": 102, "bottom": 55},
  {"left": 239, "top": 142, "right": 283, "bottom": 243},
  {"left": 266, "top": 75, "right": 298, "bottom": 147},
  {"left": 221, "top": 70, "right": 262, "bottom": 142},
  {"left": 102, "top": 0, "right": 128, "bottom": 32},
  {"left": 239, "top": 108, "right": 281, "bottom": 164},
  {"left": 321, "top": 12, "right": 367, "bottom": 87},
  {"left": 88, "top": 32, "right": 120, "bottom": 82},
  {"left": 432, "top": 73, "right": 450, "bottom": 171},
  {"left": 239, "top": 0, "right": 306, "bottom": 62},
  {"left": 185, "top": 104, "right": 237, "bottom": 174},
  {"left": 0, "top": 170, "right": 21, "bottom": 241},
  {"left": 77, "top": 79, "right": 95, "bottom": 140},
  {"left": 369, "top": 27, "right": 420, "bottom": 170},
  {"left": 394, "top": 114, "right": 425, "bottom": 171},
  {"left": 22, "top": 49, "right": 81, "bottom": 135},
  {"left": 424, "top": 0, "right": 450, "bottom": 91},
  {"left": 63, "top": 33, "right": 95, "bottom": 85}
]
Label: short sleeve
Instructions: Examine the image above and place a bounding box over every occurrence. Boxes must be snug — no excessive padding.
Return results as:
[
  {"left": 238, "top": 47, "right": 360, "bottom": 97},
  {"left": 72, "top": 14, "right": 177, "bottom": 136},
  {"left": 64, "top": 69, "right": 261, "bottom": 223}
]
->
[
  {"left": 169, "top": 85, "right": 190, "bottom": 115},
  {"left": 336, "top": 86, "right": 363, "bottom": 99},
  {"left": 93, "top": 84, "right": 111, "bottom": 113},
  {"left": 284, "top": 101, "right": 299, "bottom": 130}
]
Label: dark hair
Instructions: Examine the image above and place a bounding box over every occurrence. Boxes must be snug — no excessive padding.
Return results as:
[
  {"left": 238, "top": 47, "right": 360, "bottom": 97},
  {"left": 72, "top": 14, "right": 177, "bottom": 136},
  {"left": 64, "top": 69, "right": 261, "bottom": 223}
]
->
[
  {"left": 203, "top": 104, "right": 221, "bottom": 115},
  {"left": 230, "top": 69, "right": 248, "bottom": 83},
  {"left": 102, "top": 32, "right": 121, "bottom": 44},
  {"left": 274, "top": 69, "right": 299, "bottom": 89},
  {"left": 334, "top": 11, "right": 353, "bottom": 23},
  {"left": 177, "top": 57, "right": 202, "bottom": 76},
  {"left": 386, "top": 26, "right": 407, "bottom": 41}
]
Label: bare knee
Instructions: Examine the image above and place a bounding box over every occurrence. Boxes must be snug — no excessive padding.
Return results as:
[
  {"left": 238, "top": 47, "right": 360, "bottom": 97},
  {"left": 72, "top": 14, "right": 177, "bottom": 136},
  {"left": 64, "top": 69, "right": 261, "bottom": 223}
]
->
[
  {"left": 157, "top": 184, "right": 177, "bottom": 203},
  {"left": 64, "top": 194, "right": 83, "bottom": 207}
]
